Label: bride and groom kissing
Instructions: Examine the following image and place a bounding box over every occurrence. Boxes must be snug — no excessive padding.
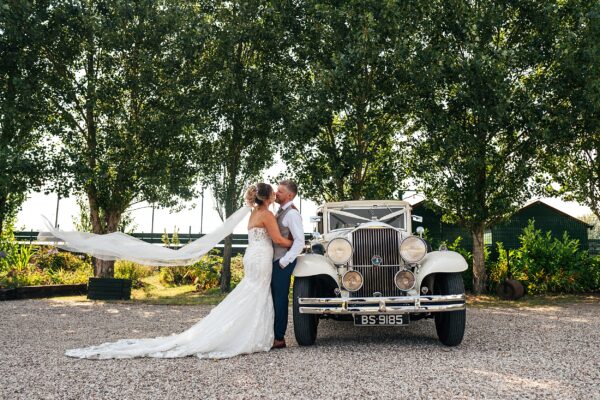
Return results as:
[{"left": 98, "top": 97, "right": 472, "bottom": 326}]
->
[{"left": 65, "top": 180, "right": 304, "bottom": 359}]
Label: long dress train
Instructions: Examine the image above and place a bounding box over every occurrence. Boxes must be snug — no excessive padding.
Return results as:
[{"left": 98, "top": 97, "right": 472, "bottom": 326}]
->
[{"left": 65, "top": 227, "right": 274, "bottom": 359}]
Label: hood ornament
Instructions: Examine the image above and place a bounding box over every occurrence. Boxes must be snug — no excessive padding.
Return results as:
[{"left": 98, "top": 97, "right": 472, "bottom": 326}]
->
[{"left": 371, "top": 255, "right": 383, "bottom": 267}]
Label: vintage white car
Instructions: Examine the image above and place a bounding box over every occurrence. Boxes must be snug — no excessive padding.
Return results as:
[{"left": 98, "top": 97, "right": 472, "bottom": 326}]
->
[{"left": 292, "top": 200, "right": 467, "bottom": 346}]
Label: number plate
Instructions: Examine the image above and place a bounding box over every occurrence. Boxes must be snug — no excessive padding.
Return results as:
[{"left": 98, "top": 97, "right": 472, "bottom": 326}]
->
[{"left": 354, "top": 314, "right": 409, "bottom": 326}]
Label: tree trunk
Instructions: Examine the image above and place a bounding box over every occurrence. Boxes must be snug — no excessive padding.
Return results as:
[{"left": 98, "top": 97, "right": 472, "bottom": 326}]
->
[
  {"left": 220, "top": 183, "right": 237, "bottom": 293},
  {"left": 0, "top": 194, "right": 5, "bottom": 235},
  {"left": 93, "top": 258, "right": 115, "bottom": 278},
  {"left": 221, "top": 234, "right": 233, "bottom": 293},
  {"left": 471, "top": 224, "right": 487, "bottom": 294},
  {"left": 89, "top": 204, "right": 122, "bottom": 278}
]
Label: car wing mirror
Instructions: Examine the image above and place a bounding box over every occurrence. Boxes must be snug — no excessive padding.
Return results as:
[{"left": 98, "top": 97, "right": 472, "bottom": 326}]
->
[{"left": 310, "top": 216, "right": 322, "bottom": 223}]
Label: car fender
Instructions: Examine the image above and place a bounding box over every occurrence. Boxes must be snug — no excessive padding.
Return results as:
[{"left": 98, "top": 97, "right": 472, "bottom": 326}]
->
[
  {"left": 293, "top": 254, "right": 339, "bottom": 287},
  {"left": 416, "top": 250, "right": 468, "bottom": 288}
]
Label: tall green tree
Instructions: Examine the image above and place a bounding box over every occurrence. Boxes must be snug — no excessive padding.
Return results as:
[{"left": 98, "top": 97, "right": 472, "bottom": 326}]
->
[
  {"left": 45, "top": 0, "right": 210, "bottom": 277},
  {"left": 281, "top": 1, "right": 422, "bottom": 203},
  {"left": 0, "top": 0, "right": 54, "bottom": 233},
  {"left": 198, "top": 0, "right": 298, "bottom": 292},
  {"left": 408, "top": 0, "right": 557, "bottom": 293},
  {"left": 542, "top": 0, "right": 600, "bottom": 220}
]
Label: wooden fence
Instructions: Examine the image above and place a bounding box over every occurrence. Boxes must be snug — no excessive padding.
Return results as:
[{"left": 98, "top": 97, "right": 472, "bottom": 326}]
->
[{"left": 14, "top": 231, "right": 313, "bottom": 255}]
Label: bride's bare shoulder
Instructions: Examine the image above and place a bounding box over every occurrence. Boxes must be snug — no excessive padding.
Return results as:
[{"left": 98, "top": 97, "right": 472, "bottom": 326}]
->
[
  {"left": 249, "top": 209, "right": 275, "bottom": 227},
  {"left": 256, "top": 209, "right": 276, "bottom": 221}
]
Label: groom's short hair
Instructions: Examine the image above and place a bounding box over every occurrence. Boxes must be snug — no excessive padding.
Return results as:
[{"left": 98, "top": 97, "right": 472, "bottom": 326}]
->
[{"left": 279, "top": 180, "right": 298, "bottom": 196}]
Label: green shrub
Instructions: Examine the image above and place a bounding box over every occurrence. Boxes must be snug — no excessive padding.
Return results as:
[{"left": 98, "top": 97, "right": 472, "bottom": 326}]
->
[
  {"left": 487, "top": 220, "right": 600, "bottom": 294},
  {"left": 32, "top": 247, "right": 91, "bottom": 272},
  {"left": 0, "top": 239, "right": 94, "bottom": 288},
  {"left": 517, "top": 221, "right": 598, "bottom": 293},
  {"left": 46, "top": 263, "right": 94, "bottom": 285},
  {"left": 114, "top": 260, "right": 155, "bottom": 288},
  {"left": 159, "top": 252, "right": 245, "bottom": 291}
]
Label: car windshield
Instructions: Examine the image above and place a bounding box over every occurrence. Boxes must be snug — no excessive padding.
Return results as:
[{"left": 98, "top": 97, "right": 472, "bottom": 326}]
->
[{"left": 328, "top": 207, "right": 406, "bottom": 230}]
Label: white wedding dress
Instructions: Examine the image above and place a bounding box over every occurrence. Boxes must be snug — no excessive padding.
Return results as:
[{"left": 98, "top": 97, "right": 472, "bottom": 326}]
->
[{"left": 65, "top": 227, "right": 275, "bottom": 359}]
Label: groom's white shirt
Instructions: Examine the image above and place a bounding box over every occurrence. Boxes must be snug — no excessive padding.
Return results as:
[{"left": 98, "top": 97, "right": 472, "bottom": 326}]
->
[{"left": 278, "top": 200, "right": 304, "bottom": 268}]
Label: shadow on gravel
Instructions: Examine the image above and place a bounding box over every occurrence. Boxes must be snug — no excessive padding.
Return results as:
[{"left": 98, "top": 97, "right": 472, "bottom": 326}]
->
[{"left": 311, "top": 318, "right": 441, "bottom": 347}]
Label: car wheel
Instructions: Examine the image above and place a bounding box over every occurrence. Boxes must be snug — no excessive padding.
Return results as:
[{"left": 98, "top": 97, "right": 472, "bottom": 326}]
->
[
  {"left": 293, "top": 277, "right": 318, "bottom": 346},
  {"left": 434, "top": 273, "right": 466, "bottom": 346}
]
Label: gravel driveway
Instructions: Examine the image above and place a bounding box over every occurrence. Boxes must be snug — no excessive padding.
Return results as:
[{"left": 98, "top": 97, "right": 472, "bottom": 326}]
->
[{"left": 1, "top": 299, "right": 599, "bottom": 399}]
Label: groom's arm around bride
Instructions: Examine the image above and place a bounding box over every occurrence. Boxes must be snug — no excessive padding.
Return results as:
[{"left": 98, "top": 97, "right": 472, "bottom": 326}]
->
[{"left": 271, "top": 180, "right": 304, "bottom": 347}]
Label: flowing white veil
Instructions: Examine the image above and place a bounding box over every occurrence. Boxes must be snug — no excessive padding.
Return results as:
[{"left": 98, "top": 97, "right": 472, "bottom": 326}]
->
[{"left": 37, "top": 206, "right": 252, "bottom": 266}]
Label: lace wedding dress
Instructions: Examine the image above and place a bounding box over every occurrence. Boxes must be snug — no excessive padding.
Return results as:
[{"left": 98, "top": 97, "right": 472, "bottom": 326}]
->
[{"left": 65, "top": 227, "right": 274, "bottom": 359}]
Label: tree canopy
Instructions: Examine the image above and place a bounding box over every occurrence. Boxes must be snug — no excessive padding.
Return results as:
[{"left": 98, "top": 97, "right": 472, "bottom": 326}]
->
[
  {"left": 45, "top": 0, "right": 210, "bottom": 276},
  {"left": 0, "top": 0, "right": 55, "bottom": 233},
  {"left": 196, "top": 0, "right": 299, "bottom": 291},
  {"left": 408, "top": 0, "right": 559, "bottom": 293},
  {"left": 281, "top": 1, "right": 422, "bottom": 202}
]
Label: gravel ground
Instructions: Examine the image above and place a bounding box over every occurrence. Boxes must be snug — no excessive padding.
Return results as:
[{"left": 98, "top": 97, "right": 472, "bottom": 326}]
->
[{"left": 1, "top": 299, "right": 599, "bottom": 400}]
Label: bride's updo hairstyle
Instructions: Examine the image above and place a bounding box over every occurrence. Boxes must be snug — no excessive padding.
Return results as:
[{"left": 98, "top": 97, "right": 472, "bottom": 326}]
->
[{"left": 244, "top": 183, "right": 274, "bottom": 207}]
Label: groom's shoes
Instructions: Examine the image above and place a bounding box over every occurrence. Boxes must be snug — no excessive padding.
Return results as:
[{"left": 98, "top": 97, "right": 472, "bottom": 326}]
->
[{"left": 271, "top": 339, "right": 286, "bottom": 349}]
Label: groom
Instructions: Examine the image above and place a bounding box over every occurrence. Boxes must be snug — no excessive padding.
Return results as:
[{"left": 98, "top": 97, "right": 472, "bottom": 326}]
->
[{"left": 271, "top": 180, "right": 304, "bottom": 349}]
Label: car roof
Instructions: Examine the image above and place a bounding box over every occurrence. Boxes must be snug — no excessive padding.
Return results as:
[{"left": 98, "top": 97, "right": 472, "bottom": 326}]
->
[{"left": 318, "top": 200, "right": 412, "bottom": 212}]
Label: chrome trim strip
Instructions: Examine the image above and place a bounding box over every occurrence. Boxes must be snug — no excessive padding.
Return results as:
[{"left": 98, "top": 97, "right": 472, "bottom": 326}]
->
[
  {"left": 299, "top": 303, "right": 465, "bottom": 314},
  {"left": 298, "top": 294, "right": 466, "bottom": 314},
  {"left": 299, "top": 294, "right": 465, "bottom": 305}
]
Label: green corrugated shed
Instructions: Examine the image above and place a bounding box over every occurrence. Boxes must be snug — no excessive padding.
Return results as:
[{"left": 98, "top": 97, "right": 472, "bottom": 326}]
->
[
  {"left": 411, "top": 200, "right": 593, "bottom": 252},
  {"left": 491, "top": 200, "right": 592, "bottom": 250}
]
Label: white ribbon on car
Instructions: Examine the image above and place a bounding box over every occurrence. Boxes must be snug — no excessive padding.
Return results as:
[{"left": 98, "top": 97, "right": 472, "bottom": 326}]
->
[{"left": 327, "top": 208, "right": 406, "bottom": 223}]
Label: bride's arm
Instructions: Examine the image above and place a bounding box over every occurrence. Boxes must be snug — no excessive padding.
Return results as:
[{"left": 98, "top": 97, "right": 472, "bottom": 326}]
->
[{"left": 262, "top": 213, "right": 293, "bottom": 248}]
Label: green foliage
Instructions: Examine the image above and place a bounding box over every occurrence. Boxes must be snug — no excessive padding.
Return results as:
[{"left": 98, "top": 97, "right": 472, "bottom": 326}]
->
[
  {"left": 161, "top": 229, "right": 171, "bottom": 247},
  {"left": 0, "top": 0, "right": 54, "bottom": 233},
  {"left": 407, "top": 0, "right": 562, "bottom": 292},
  {"left": 44, "top": 0, "right": 210, "bottom": 236},
  {"left": 196, "top": 1, "right": 299, "bottom": 292},
  {"left": 33, "top": 247, "right": 90, "bottom": 272},
  {"left": 541, "top": 0, "right": 600, "bottom": 221},
  {"left": 0, "top": 245, "right": 94, "bottom": 289},
  {"left": 282, "top": 1, "right": 421, "bottom": 202},
  {"left": 114, "top": 261, "right": 155, "bottom": 289},
  {"left": 171, "top": 227, "right": 180, "bottom": 246},
  {"left": 159, "top": 253, "right": 244, "bottom": 292},
  {"left": 488, "top": 220, "right": 600, "bottom": 294}
]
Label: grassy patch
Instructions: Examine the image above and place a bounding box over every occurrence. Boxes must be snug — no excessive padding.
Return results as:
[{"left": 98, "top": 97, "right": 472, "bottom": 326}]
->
[
  {"left": 49, "top": 274, "right": 227, "bottom": 306},
  {"left": 128, "top": 274, "right": 227, "bottom": 305}
]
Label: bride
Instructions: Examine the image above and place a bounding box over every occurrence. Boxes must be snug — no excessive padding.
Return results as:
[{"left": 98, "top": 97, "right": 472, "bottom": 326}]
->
[{"left": 64, "top": 183, "right": 293, "bottom": 359}]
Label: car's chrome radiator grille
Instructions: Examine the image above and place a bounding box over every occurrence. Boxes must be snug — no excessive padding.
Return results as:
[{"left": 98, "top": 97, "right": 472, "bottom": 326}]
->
[
  {"left": 351, "top": 228, "right": 402, "bottom": 266},
  {"left": 351, "top": 228, "right": 403, "bottom": 298}
]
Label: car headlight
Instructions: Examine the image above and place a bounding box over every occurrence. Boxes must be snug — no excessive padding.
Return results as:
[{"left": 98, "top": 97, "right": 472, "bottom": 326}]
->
[
  {"left": 394, "top": 270, "right": 416, "bottom": 291},
  {"left": 326, "top": 238, "right": 353, "bottom": 264},
  {"left": 342, "top": 270, "right": 363, "bottom": 292},
  {"left": 399, "top": 235, "right": 427, "bottom": 263}
]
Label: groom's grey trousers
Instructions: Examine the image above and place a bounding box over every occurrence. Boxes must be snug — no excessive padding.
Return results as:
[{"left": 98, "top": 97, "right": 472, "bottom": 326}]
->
[{"left": 271, "top": 259, "right": 297, "bottom": 341}]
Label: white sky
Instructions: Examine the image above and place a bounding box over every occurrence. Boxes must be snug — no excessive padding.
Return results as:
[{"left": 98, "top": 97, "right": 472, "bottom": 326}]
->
[{"left": 16, "top": 160, "right": 593, "bottom": 234}]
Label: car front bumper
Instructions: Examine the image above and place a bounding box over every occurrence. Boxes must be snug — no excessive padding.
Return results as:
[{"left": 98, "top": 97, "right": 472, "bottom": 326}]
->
[{"left": 298, "top": 294, "right": 466, "bottom": 315}]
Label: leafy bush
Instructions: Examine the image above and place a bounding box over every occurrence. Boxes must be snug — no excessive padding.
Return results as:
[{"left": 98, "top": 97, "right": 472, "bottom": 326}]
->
[
  {"left": 159, "top": 252, "right": 244, "bottom": 291},
  {"left": 488, "top": 221, "right": 600, "bottom": 294},
  {"left": 33, "top": 247, "right": 91, "bottom": 272},
  {"left": 114, "top": 260, "right": 155, "bottom": 288}
]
